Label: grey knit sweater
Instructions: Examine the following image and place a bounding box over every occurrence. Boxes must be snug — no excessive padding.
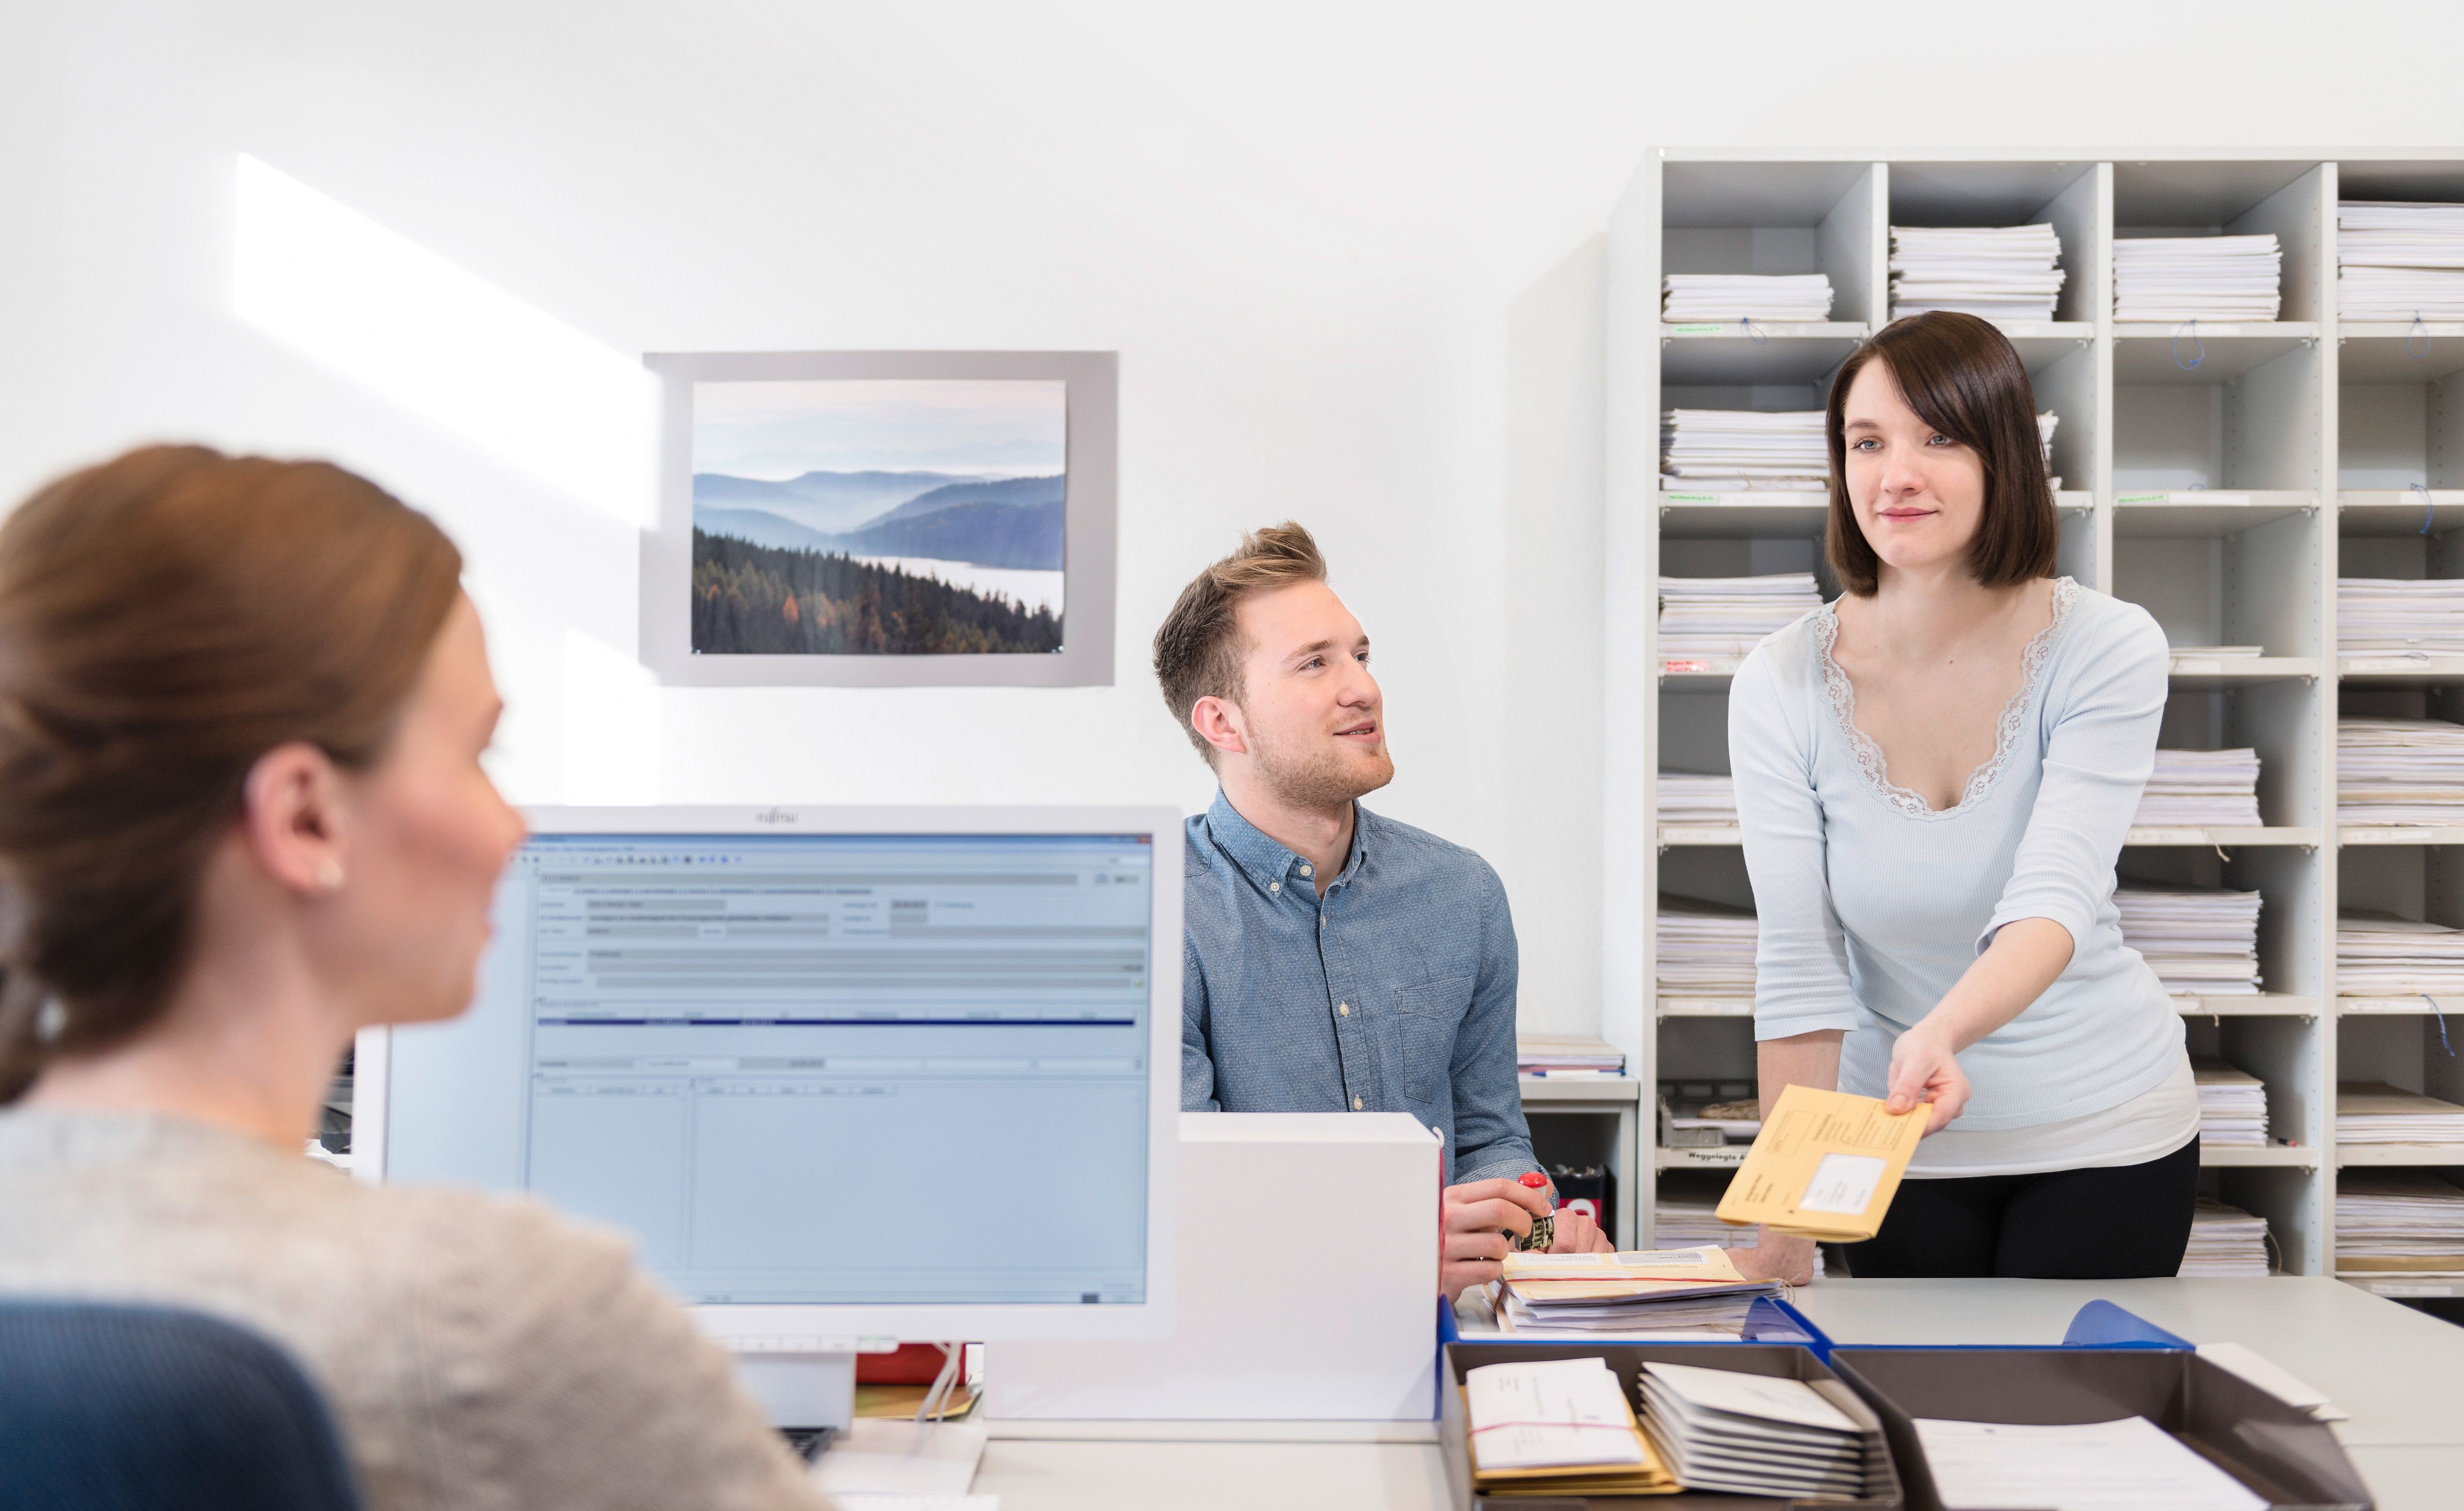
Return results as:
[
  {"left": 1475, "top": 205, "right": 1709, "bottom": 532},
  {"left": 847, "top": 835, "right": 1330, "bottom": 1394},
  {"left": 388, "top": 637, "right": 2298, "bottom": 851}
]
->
[{"left": 0, "top": 1108, "right": 832, "bottom": 1511}]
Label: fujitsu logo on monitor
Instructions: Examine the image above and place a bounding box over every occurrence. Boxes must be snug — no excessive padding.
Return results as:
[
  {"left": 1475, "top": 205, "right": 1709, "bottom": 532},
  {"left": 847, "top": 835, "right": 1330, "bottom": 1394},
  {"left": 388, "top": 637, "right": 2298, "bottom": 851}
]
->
[{"left": 752, "top": 807, "right": 799, "bottom": 825}]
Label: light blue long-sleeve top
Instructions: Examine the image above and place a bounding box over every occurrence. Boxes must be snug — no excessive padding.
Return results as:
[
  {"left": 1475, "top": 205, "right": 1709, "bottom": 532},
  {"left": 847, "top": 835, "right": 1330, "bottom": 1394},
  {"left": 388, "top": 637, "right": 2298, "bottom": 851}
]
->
[{"left": 1727, "top": 577, "right": 2186, "bottom": 1131}]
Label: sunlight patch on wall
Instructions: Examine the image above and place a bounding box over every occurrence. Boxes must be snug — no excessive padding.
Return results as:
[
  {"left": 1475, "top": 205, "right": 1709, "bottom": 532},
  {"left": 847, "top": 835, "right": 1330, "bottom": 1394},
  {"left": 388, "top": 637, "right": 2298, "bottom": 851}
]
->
[{"left": 232, "top": 154, "right": 656, "bottom": 526}]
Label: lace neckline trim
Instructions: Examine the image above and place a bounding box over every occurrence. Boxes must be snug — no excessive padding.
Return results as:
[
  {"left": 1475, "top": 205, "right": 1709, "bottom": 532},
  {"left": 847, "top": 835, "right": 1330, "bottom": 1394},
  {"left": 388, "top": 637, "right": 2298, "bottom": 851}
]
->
[{"left": 1814, "top": 577, "right": 2083, "bottom": 821}]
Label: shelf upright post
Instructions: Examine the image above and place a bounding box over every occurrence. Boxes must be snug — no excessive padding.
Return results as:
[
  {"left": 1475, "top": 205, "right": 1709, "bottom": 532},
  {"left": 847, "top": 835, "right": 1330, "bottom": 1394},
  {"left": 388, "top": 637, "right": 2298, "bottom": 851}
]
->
[
  {"left": 2317, "top": 159, "right": 2343, "bottom": 1274},
  {"left": 2091, "top": 163, "right": 2117, "bottom": 593}
]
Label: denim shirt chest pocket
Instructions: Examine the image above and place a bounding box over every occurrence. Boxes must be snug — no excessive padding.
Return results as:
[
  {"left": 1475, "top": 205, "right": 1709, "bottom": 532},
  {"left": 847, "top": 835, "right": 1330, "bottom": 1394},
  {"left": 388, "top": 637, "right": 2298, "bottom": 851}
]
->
[{"left": 1391, "top": 974, "right": 1476, "bottom": 1103}]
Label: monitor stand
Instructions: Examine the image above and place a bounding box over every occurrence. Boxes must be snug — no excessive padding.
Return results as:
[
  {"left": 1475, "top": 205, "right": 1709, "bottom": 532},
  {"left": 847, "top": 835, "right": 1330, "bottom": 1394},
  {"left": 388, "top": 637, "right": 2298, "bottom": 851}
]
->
[{"left": 736, "top": 1348, "right": 987, "bottom": 1495}]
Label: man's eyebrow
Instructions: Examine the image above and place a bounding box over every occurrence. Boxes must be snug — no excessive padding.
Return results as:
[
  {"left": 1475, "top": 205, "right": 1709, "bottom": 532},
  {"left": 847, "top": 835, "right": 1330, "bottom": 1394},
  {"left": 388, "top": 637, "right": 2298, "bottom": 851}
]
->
[{"left": 1287, "top": 637, "right": 1338, "bottom": 661}]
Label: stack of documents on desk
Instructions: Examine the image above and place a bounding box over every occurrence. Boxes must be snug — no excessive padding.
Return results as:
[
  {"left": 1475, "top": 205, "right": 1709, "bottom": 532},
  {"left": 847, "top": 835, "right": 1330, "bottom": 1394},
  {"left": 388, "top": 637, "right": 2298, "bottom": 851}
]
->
[
  {"left": 1659, "top": 409, "right": 1829, "bottom": 491},
  {"left": 2134, "top": 747, "right": 2263, "bottom": 827},
  {"left": 1516, "top": 1033, "right": 1624, "bottom": 1076},
  {"left": 1656, "top": 895, "right": 1759, "bottom": 997},
  {"left": 2193, "top": 1059, "right": 2269, "bottom": 1146},
  {"left": 1657, "top": 573, "right": 1826, "bottom": 659},
  {"left": 1890, "top": 223, "right": 2066, "bottom": 322},
  {"left": 2115, "top": 884, "right": 2263, "bottom": 996},
  {"left": 1654, "top": 1192, "right": 1828, "bottom": 1277},
  {"left": 1463, "top": 1356, "right": 1674, "bottom": 1497},
  {"left": 2339, "top": 579, "right": 2464, "bottom": 658},
  {"left": 2339, "top": 201, "right": 2464, "bottom": 320},
  {"left": 1637, "top": 1361, "right": 1879, "bottom": 1499},
  {"left": 2337, "top": 1171, "right": 2464, "bottom": 1268},
  {"left": 1656, "top": 773, "right": 1736, "bottom": 825},
  {"left": 2337, "top": 1081, "right": 2464, "bottom": 1144},
  {"left": 1496, "top": 1249, "right": 1781, "bottom": 1337},
  {"left": 1662, "top": 273, "right": 1833, "bottom": 324},
  {"left": 2113, "top": 235, "right": 2282, "bottom": 321},
  {"left": 2337, "top": 911, "right": 2464, "bottom": 995},
  {"left": 1914, "top": 1417, "right": 2266, "bottom": 1511},
  {"left": 2180, "top": 1198, "right": 2273, "bottom": 1276},
  {"left": 2339, "top": 718, "right": 2464, "bottom": 823}
]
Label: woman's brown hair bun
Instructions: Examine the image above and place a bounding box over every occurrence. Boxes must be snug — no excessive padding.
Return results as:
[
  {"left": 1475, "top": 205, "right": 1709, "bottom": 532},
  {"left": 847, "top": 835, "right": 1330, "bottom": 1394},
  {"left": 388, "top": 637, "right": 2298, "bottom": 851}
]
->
[{"left": 0, "top": 445, "right": 463, "bottom": 1102}]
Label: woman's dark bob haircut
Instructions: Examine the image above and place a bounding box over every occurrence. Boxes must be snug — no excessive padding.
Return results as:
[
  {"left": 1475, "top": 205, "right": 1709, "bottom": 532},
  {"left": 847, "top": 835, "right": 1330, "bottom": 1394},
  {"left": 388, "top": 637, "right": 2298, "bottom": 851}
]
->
[{"left": 1824, "top": 311, "right": 2059, "bottom": 597}]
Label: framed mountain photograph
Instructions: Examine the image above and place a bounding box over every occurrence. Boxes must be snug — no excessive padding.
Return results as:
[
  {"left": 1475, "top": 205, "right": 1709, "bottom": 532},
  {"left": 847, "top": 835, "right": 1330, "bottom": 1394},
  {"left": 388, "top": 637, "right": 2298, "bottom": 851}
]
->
[{"left": 640, "top": 350, "right": 1117, "bottom": 686}]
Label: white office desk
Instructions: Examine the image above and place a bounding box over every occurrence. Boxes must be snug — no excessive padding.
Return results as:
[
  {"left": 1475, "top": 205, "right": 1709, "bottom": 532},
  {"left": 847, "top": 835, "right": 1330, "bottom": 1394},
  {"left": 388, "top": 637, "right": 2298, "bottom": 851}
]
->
[{"left": 965, "top": 1277, "right": 2464, "bottom": 1510}]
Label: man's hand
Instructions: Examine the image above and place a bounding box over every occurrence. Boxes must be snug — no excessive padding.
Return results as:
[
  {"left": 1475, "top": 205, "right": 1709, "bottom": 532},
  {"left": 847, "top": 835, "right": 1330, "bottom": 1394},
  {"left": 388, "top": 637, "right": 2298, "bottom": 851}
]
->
[
  {"left": 1884, "top": 1021, "right": 1972, "bottom": 1135},
  {"left": 1439, "top": 1176, "right": 1551, "bottom": 1300},
  {"left": 1545, "top": 1205, "right": 1614, "bottom": 1256},
  {"left": 1727, "top": 1231, "right": 1817, "bottom": 1287}
]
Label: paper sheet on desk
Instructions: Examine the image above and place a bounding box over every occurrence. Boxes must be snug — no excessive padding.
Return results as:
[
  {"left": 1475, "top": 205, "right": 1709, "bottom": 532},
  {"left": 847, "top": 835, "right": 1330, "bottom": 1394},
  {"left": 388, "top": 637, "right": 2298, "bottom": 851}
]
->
[
  {"left": 1913, "top": 1417, "right": 2264, "bottom": 1510},
  {"left": 832, "top": 1497, "right": 997, "bottom": 1511},
  {"left": 1714, "top": 1085, "right": 1925, "bottom": 1242},
  {"left": 2195, "top": 1341, "right": 2348, "bottom": 1422}
]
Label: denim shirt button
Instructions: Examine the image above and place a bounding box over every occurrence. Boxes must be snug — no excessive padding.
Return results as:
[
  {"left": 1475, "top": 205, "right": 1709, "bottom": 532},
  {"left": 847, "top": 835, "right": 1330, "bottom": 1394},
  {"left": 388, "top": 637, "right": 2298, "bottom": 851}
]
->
[{"left": 1269, "top": 880, "right": 1281, "bottom": 893}]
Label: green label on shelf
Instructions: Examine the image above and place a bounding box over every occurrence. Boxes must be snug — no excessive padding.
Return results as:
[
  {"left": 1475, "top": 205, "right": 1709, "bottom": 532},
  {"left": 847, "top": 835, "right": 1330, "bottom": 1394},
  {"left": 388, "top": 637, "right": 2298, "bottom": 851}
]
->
[
  {"left": 1663, "top": 493, "right": 1718, "bottom": 502},
  {"left": 2116, "top": 493, "right": 2165, "bottom": 504},
  {"left": 1666, "top": 324, "right": 1724, "bottom": 334}
]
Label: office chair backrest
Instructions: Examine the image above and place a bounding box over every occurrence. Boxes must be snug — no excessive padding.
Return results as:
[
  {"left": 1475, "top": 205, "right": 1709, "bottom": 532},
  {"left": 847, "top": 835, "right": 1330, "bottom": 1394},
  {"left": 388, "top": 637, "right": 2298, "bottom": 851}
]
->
[{"left": 0, "top": 1298, "right": 363, "bottom": 1511}]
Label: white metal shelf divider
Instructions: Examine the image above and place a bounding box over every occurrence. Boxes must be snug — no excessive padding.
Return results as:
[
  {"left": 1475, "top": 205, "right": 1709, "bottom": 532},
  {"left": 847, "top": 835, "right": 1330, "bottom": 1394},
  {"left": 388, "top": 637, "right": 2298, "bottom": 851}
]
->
[{"left": 1610, "top": 149, "right": 2464, "bottom": 1281}]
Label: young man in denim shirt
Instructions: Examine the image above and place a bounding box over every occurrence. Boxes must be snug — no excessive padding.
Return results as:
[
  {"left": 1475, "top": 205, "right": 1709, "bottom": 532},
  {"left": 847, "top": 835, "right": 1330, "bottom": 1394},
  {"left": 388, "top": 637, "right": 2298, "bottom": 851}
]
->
[{"left": 1154, "top": 523, "right": 1609, "bottom": 1298}]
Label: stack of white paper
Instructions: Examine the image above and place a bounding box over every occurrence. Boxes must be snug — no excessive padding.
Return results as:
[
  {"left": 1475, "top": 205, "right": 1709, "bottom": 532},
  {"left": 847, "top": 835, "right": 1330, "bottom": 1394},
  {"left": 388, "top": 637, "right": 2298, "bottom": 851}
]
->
[
  {"left": 1657, "top": 774, "right": 1737, "bottom": 825},
  {"left": 2115, "top": 884, "right": 2263, "bottom": 996},
  {"left": 2339, "top": 718, "right": 2464, "bottom": 825},
  {"left": 2113, "top": 235, "right": 2283, "bottom": 321},
  {"left": 1654, "top": 1192, "right": 1828, "bottom": 1277},
  {"left": 2193, "top": 1058, "right": 2269, "bottom": 1146},
  {"left": 2339, "top": 201, "right": 2464, "bottom": 320},
  {"left": 2338, "top": 578, "right": 2464, "bottom": 658},
  {"left": 2180, "top": 1199, "right": 2273, "bottom": 1277},
  {"left": 2133, "top": 747, "right": 2263, "bottom": 828},
  {"left": 1637, "top": 1362, "right": 1875, "bottom": 1500},
  {"left": 2338, "top": 1080, "right": 2464, "bottom": 1143},
  {"left": 1913, "top": 1417, "right": 2265, "bottom": 1511},
  {"left": 1517, "top": 1033, "right": 1625, "bottom": 1076},
  {"left": 2337, "top": 1171, "right": 2464, "bottom": 1261},
  {"left": 1657, "top": 574, "right": 1826, "bottom": 660},
  {"left": 1656, "top": 896, "right": 1759, "bottom": 997},
  {"left": 1890, "top": 223, "right": 2066, "bottom": 322},
  {"left": 1663, "top": 273, "right": 1834, "bottom": 323},
  {"left": 1659, "top": 409, "right": 1829, "bottom": 492},
  {"left": 2337, "top": 911, "right": 2464, "bottom": 994}
]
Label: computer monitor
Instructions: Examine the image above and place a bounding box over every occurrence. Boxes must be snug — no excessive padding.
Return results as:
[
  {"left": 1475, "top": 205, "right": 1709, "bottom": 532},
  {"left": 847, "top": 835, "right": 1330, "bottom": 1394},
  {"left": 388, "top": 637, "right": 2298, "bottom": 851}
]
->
[{"left": 354, "top": 806, "right": 1180, "bottom": 1367}]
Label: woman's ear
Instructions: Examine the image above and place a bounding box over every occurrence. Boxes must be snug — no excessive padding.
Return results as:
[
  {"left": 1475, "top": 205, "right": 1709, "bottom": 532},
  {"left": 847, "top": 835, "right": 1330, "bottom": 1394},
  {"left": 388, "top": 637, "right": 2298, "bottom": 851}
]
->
[{"left": 239, "top": 741, "right": 351, "bottom": 898}]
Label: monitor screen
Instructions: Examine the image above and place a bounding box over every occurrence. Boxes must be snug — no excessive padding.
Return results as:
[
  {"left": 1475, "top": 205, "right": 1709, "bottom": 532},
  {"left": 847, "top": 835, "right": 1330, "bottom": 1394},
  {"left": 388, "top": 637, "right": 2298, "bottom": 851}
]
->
[{"left": 382, "top": 827, "right": 1156, "bottom": 1308}]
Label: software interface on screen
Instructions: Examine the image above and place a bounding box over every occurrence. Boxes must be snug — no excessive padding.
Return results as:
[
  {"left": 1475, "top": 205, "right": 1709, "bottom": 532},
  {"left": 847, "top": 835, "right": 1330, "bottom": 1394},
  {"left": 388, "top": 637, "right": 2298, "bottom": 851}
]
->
[{"left": 386, "top": 830, "right": 1154, "bottom": 1306}]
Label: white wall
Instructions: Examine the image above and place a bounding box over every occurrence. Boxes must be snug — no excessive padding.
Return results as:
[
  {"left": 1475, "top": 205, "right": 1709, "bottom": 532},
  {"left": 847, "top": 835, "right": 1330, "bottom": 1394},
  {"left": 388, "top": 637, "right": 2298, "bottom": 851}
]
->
[{"left": 5, "top": 2, "right": 2463, "bottom": 1034}]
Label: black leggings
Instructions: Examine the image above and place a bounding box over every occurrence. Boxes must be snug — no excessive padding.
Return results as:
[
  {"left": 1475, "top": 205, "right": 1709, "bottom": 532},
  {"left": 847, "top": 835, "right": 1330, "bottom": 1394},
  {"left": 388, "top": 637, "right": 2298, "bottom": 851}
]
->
[{"left": 1841, "top": 1136, "right": 2199, "bottom": 1279}]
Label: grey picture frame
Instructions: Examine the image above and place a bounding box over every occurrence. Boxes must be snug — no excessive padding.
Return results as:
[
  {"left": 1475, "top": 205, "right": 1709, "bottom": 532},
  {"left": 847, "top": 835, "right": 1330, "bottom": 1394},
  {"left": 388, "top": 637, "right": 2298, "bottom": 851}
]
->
[{"left": 639, "top": 349, "right": 1118, "bottom": 687}]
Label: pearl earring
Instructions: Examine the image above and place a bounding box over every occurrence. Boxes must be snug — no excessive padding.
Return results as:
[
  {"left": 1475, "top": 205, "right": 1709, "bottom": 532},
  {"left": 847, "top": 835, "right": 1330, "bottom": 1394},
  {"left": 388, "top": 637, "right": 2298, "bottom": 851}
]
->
[{"left": 315, "top": 859, "right": 345, "bottom": 892}]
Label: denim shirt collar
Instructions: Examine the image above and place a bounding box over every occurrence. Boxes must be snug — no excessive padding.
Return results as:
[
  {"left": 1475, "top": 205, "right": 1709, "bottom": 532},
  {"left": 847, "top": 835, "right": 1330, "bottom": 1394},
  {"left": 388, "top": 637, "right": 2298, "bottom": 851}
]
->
[{"left": 1203, "top": 790, "right": 1372, "bottom": 898}]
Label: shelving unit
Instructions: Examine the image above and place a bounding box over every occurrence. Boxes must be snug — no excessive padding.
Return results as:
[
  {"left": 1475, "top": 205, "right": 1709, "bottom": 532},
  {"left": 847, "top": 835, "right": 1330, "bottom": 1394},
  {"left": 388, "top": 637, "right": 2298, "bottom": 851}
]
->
[{"left": 1604, "top": 149, "right": 2464, "bottom": 1286}]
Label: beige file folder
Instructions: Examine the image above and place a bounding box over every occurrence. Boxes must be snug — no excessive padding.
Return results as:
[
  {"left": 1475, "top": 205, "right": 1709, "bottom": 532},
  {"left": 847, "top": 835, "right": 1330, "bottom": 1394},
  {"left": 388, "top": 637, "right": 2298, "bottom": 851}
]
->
[{"left": 1714, "top": 1084, "right": 1926, "bottom": 1242}]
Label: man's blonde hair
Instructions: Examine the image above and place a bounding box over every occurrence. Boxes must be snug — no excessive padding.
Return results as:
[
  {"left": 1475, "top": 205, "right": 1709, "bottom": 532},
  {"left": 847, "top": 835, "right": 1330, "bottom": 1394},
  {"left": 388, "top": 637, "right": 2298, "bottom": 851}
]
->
[{"left": 1151, "top": 522, "right": 1327, "bottom": 764}]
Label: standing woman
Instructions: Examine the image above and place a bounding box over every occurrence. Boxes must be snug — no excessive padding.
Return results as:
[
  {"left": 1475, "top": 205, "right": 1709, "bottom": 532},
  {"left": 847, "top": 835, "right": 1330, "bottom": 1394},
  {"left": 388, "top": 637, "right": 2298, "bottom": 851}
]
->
[{"left": 1725, "top": 312, "right": 2197, "bottom": 1283}]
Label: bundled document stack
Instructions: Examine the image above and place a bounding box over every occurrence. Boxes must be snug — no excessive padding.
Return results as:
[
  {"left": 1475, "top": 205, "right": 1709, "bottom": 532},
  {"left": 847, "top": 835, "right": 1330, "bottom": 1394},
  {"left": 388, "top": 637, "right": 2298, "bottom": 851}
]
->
[
  {"left": 1657, "top": 573, "right": 1826, "bottom": 660},
  {"left": 1654, "top": 1190, "right": 1828, "bottom": 1278},
  {"left": 2337, "top": 1081, "right": 2464, "bottom": 1144},
  {"left": 2338, "top": 201, "right": 2464, "bottom": 321},
  {"left": 2336, "top": 911, "right": 2464, "bottom": 995},
  {"left": 2338, "top": 718, "right": 2464, "bottom": 826},
  {"left": 1889, "top": 223, "right": 2067, "bottom": 322},
  {"left": 1656, "top": 773, "right": 1737, "bottom": 826},
  {"left": 2180, "top": 1198, "right": 2273, "bottom": 1277},
  {"left": 1637, "top": 1361, "right": 1880, "bottom": 1500},
  {"left": 1662, "top": 273, "right": 1834, "bottom": 324},
  {"left": 1659, "top": 409, "right": 1829, "bottom": 491},
  {"left": 2193, "top": 1058, "right": 2269, "bottom": 1147},
  {"left": 2133, "top": 747, "right": 2263, "bottom": 827},
  {"left": 2336, "top": 1171, "right": 2464, "bottom": 1270},
  {"left": 2115, "top": 884, "right": 2264, "bottom": 996},
  {"left": 1515, "top": 1033, "right": 1624, "bottom": 1077},
  {"left": 2113, "top": 234, "right": 2283, "bottom": 321},
  {"left": 1656, "top": 895, "right": 1759, "bottom": 998},
  {"left": 2338, "top": 578, "right": 2464, "bottom": 658},
  {"left": 1462, "top": 1356, "right": 1674, "bottom": 1498},
  {"left": 1495, "top": 1247, "right": 1781, "bottom": 1337}
]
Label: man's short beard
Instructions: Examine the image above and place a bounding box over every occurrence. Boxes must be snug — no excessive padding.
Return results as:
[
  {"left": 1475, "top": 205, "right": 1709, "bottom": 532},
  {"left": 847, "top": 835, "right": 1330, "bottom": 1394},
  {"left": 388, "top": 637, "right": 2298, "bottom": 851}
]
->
[{"left": 1249, "top": 725, "right": 1395, "bottom": 810}]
